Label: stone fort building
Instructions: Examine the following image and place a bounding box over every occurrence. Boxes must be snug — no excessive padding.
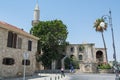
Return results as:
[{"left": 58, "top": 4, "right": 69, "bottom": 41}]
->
[{"left": 64, "top": 43, "right": 107, "bottom": 72}]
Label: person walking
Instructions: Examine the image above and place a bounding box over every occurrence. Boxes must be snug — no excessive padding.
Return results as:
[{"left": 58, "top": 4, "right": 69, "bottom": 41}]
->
[
  {"left": 61, "top": 67, "right": 65, "bottom": 76},
  {"left": 70, "top": 64, "right": 74, "bottom": 73}
]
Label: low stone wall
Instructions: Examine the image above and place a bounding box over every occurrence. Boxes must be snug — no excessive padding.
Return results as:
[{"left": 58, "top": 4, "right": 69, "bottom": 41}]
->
[
  {"left": 35, "top": 70, "right": 70, "bottom": 73},
  {"left": 98, "top": 69, "right": 114, "bottom": 73}
]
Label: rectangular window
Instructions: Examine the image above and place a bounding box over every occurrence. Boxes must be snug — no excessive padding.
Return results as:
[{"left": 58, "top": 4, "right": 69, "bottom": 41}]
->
[
  {"left": 7, "top": 31, "right": 17, "bottom": 48},
  {"left": 13, "top": 33, "right": 17, "bottom": 48},
  {"left": 17, "top": 37, "right": 22, "bottom": 49},
  {"left": 3, "top": 58, "right": 15, "bottom": 65},
  {"left": 28, "top": 40, "right": 32, "bottom": 51},
  {"left": 7, "top": 31, "right": 13, "bottom": 47},
  {"left": 22, "top": 59, "right": 30, "bottom": 66}
]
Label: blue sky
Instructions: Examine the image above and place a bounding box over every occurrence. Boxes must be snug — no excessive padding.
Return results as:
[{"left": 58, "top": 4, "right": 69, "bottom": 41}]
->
[{"left": 0, "top": 0, "right": 120, "bottom": 61}]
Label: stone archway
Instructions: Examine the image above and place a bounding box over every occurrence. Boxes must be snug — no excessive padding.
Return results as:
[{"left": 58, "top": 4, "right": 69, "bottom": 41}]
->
[{"left": 96, "top": 51, "right": 103, "bottom": 63}]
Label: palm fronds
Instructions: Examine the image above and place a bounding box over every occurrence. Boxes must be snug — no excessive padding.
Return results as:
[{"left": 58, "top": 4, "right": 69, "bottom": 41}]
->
[{"left": 94, "top": 18, "right": 107, "bottom": 32}]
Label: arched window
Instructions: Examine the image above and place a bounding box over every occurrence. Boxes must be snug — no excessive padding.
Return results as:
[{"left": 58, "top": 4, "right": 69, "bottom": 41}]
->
[
  {"left": 96, "top": 51, "right": 103, "bottom": 62},
  {"left": 2, "top": 58, "right": 15, "bottom": 65}
]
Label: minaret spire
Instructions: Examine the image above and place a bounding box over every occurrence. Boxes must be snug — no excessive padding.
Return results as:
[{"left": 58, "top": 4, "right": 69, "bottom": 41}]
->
[
  {"left": 37, "top": 0, "right": 38, "bottom": 4},
  {"left": 32, "top": 0, "right": 40, "bottom": 26}
]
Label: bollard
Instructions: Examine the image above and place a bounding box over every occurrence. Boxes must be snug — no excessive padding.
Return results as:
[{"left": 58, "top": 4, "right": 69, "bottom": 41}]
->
[
  {"left": 55, "top": 76, "right": 57, "bottom": 80},
  {"left": 44, "top": 78, "right": 46, "bottom": 80},
  {"left": 64, "top": 74, "right": 65, "bottom": 77},
  {"left": 61, "top": 75, "right": 62, "bottom": 78},
  {"left": 58, "top": 75, "right": 59, "bottom": 79},
  {"left": 50, "top": 77, "right": 52, "bottom": 80}
]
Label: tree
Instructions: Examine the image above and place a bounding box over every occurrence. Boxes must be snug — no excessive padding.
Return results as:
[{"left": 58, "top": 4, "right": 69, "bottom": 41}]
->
[
  {"left": 64, "top": 57, "right": 79, "bottom": 69},
  {"left": 64, "top": 57, "right": 71, "bottom": 69},
  {"left": 93, "top": 18, "right": 108, "bottom": 62},
  {"left": 70, "top": 55, "right": 79, "bottom": 69},
  {"left": 30, "top": 20, "right": 68, "bottom": 69}
]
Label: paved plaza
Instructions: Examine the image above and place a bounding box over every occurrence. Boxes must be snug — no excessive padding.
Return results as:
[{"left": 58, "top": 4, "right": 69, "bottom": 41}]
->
[
  {"left": 67, "top": 73, "right": 116, "bottom": 80},
  {"left": 1, "top": 72, "right": 118, "bottom": 80},
  {"left": 2, "top": 73, "right": 67, "bottom": 80}
]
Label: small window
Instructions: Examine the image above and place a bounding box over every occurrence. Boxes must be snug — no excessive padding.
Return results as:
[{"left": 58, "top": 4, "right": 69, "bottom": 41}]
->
[
  {"left": 79, "top": 46, "right": 84, "bottom": 52},
  {"left": 79, "top": 47, "right": 82, "bottom": 51},
  {"left": 70, "top": 47, "right": 74, "bottom": 52},
  {"left": 2, "top": 58, "right": 15, "bottom": 65},
  {"left": 79, "top": 55, "right": 83, "bottom": 60},
  {"left": 13, "top": 33, "right": 17, "bottom": 48},
  {"left": 7, "top": 31, "right": 13, "bottom": 47},
  {"left": 22, "top": 59, "right": 30, "bottom": 66},
  {"left": 28, "top": 40, "right": 32, "bottom": 51},
  {"left": 17, "top": 37, "right": 22, "bottom": 49}
]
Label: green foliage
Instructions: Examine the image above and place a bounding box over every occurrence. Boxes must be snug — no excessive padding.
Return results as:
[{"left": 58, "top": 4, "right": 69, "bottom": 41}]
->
[
  {"left": 98, "top": 63, "right": 111, "bottom": 69},
  {"left": 64, "top": 57, "right": 79, "bottom": 69},
  {"left": 64, "top": 57, "right": 71, "bottom": 69},
  {"left": 79, "top": 45, "right": 84, "bottom": 51},
  {"left": 30, "top": 20, "right": 68, "bottom": 68},
  {"left": 71, "top": 56, "right": 79, "bottom": 69},
  {"left": 94, "top": 18, "right": 104, "bottom": 28},
  {"left": 93, "top": 18, "right": 107, "bottom": 32}
]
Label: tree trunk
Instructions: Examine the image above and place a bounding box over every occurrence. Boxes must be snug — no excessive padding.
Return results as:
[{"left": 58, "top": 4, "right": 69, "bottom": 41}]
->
[
  {"left": 51, "top": 60, "right": 56, "bottom": 70},
  {"left": 61, "top": 55, "right": 67, "bottom": 69},
  {"left": 101, "top": 32, "right": 108, "bottom": 62}
]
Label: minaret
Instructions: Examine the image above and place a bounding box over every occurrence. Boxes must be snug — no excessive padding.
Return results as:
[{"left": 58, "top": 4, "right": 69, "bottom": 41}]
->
[{"left": 32, "top": 0, "right": 40, "bottom": 26}]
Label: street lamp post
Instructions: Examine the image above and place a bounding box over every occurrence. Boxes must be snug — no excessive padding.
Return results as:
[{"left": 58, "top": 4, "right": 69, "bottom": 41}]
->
[
  {"left": 23, "top": 53, "right": 29, "bottom": 80},
  {"left": 101, "top": 10, "right": 119, "bottom": 80}
]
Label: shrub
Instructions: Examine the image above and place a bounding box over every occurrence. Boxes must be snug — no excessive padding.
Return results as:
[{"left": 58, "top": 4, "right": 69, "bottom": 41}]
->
[
  {"left": 64, "top": 57, "right": 71, "bottom": 69},
  {"left": 98, "top": 63, "right": 111, "bottom": 69},
  {"left": 64, "top": 57, "right": 79, "bottom": 69}
]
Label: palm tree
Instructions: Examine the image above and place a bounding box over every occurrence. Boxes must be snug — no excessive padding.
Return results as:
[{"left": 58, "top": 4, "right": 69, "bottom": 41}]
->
[{"left": 93, "top": 18, "right": 108, "bottom": 62}]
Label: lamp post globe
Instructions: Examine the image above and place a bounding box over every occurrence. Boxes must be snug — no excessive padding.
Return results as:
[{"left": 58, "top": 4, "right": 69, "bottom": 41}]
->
[{"left": 100, "top": 22, "right": 105, "bottom": 28}]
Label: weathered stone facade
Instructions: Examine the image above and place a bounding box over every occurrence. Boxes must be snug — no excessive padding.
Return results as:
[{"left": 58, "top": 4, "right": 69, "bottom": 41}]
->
[
  {"left": 65, "top": 43, "right": 107, "bottom": 72},
  {"left": 0, "top": 21, "right": 39, "bottom": 77}
]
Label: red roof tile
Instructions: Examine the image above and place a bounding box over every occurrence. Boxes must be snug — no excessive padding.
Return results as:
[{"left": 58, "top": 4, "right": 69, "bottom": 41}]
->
[{"left": 0, "top": 21, "right": 39, "bottom": 40}]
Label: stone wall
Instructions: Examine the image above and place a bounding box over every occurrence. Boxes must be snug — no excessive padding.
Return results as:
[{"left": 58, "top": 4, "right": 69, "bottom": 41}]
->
[
  {"left": 95, "top": 48, "right": 107, "bottom": 63},
  {"left": 79, "top": 63, "right": 97, "bottom": 73},
  {"left": 65, "top": 43, "right": 106, "bottom": 73},
  {"left": 0, "top": 28, "right": 38, "bottom": 77}
]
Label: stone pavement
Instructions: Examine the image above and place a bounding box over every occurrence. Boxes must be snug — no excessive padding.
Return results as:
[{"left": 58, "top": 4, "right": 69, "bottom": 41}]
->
[
  {"left": 1, "top": 72, "right": 118, "bottom": 80},
  {"left": 2, "top": 73, "right": 69, "bottom": 80},
  {"left": 67, "top": 73, "right": 117, "bottom": 80}
]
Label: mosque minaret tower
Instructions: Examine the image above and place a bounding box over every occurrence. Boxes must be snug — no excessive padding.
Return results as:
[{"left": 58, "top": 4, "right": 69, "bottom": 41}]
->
[{"left": 32, "top": 0, "right": 40, "bottom": 26}]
